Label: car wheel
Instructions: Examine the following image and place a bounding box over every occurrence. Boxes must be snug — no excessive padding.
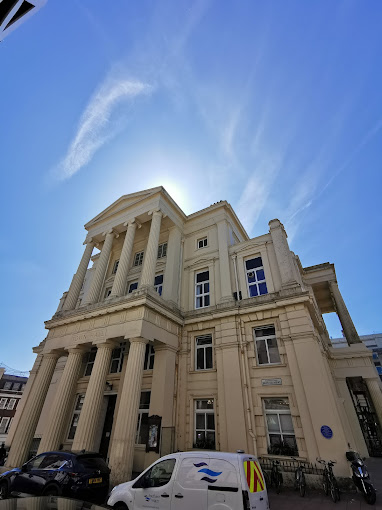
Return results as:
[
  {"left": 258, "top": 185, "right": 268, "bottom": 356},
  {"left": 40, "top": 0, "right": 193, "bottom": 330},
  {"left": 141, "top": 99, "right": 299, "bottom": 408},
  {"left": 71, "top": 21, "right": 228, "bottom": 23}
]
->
[
  {"left": 0, "top": 482, "right": 9, "bottom": 499},
  {"left": 42, "top": 485, "right": 61, "bottom": 497},
  {"left": 114, "top": 502, "right": 128, "bottom": 510}
]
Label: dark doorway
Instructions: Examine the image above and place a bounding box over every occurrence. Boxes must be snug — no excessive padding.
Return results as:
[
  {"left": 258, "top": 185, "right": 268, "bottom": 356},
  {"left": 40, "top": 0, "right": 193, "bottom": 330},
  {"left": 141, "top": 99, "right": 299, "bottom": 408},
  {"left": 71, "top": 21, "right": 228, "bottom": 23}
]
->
[
  {"left": 99, "top": 395, "right": 117, "bottom": 462},
  {"left": 347, "top": 377, "right": 382, "bottom": 457}
]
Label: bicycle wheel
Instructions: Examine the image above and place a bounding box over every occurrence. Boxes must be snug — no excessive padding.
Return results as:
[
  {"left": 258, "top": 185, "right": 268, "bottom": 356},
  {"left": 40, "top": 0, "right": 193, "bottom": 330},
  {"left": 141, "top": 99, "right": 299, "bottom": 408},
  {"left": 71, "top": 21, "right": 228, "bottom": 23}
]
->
[
  {"left": 323, "top": 474, "right": 329, "bottom": 495},
  {"left": 299, "top": 473, "right": 306, "bottom": 497},
  {"left": 330, "top": 481, "right": 338, "bottom": 503}
]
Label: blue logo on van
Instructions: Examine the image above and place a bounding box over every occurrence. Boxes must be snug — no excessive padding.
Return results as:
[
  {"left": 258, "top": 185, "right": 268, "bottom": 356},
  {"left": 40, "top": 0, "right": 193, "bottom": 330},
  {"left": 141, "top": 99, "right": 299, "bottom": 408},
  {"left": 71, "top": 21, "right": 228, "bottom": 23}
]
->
[{"left": 193, "top": 463, "right": 222, "bottom": 483}]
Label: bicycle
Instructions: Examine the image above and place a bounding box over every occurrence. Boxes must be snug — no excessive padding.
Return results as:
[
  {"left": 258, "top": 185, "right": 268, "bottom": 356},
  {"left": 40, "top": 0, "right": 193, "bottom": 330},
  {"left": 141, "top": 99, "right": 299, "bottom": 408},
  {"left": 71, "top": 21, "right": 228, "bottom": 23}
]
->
[
  {"left": 270, "top": 460, "right": 283, "bottom": 494},
  {"left": 291, "top": 457, "right": 306, "bottom": 497},
  {"left": 317, "top": 458, "right": 340, "bottom": 503}
]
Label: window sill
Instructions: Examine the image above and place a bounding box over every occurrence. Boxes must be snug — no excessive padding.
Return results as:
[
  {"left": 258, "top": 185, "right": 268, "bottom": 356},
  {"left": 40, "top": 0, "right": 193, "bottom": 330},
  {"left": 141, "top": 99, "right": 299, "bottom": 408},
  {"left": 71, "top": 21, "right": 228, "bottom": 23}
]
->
[
  {"left": 251, "top": 363, "right": 287, "bottom": 369},
  {"left": 189, "top": 368, "right": 217, "bottom": 374}
]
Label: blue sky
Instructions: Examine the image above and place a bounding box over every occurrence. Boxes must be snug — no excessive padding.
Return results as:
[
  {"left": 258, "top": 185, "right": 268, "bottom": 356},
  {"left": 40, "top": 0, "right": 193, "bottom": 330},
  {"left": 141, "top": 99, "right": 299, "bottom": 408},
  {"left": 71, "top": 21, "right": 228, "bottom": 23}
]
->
[{"left": 1, "top": 0, "right": 382, "bottom": 371}]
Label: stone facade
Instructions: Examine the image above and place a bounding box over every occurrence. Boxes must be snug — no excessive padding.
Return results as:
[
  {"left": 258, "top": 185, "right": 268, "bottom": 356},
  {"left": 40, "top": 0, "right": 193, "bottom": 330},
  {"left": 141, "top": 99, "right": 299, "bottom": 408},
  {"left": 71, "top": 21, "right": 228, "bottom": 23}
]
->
[{"left": 6, "top": 186, "right": 382, "bottom": 483}]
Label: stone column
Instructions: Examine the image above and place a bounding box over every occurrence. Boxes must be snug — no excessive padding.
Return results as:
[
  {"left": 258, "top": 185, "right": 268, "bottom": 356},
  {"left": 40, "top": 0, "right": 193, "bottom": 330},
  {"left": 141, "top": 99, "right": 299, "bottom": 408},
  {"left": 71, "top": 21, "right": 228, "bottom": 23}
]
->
[
  {"left": 163, "top": 225, "right": 182, "bottom": 304},
  {"left": 71, "top": 341, "right": 115, "bottom": 452},
  {"left": 83, "top": 231, "right": 115, "bottom": 305},
  {"left": 269, "top": 219, "right": 298, "bottom": 289},
  {"left": 110, "top": 221, "right": 138, "bottom": 298},
  {"left": 63, "top": 241, "right": 94, "bottom": 311},
  {"left": 109, "top": 337, "right": 148, "bottom": 485},
  {"left": 329, "top": 281, "right": 361, "bottom": 345},
  {"left": 140, "top": 210, "right": 162, "bottom": 288},
  {"left": 217, "top": 220, "right": 233, "bottom": 302},
  {"left": 6, "top": 352, "right": 60, "bottom": 467},
  {"left": 38, "top": 347, "right": 85, "bottom": 453},
  {"left": 366, "top": 378, "right": 382, "bottom": 430}
]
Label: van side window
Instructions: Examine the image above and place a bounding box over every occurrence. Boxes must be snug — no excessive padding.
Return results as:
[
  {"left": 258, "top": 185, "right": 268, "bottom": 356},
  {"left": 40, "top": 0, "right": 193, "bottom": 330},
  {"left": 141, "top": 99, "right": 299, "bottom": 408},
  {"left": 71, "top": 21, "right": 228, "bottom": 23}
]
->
[{"left": 137, "top": 458, "right": 176, "bottom": 488}]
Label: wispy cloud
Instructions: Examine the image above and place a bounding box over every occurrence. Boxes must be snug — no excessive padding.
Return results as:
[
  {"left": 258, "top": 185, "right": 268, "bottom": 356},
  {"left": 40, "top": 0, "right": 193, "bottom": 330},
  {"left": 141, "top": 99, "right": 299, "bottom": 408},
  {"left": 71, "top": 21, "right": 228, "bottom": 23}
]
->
[{"left": 54, "top": 78, "right": 152, "bottom": 180}]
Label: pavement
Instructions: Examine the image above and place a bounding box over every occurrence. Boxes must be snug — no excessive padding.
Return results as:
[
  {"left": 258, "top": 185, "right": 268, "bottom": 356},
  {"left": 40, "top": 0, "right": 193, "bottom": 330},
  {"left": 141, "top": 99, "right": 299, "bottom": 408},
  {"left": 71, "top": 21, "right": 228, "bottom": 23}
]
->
[{"left": 268, "top": 457, "right": 382, "bottom": 510}]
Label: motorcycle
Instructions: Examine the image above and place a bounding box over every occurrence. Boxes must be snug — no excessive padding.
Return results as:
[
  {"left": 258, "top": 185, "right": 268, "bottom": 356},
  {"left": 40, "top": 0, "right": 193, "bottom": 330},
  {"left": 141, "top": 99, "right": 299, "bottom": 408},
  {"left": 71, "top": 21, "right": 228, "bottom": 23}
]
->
[{"left": 346, "top": 449, "right": 376, "bottom": 505}]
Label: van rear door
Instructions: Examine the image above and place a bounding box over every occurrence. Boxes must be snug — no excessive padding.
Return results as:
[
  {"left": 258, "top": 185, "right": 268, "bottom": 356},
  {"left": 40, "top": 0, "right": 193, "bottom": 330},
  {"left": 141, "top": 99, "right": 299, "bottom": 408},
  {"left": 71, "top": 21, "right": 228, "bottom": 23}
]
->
[
  {"left": 206, "top": 458, "right": 241, "bottom": 510},
  {"left": 241, "top": 456, "right": 268, "bottom": 510}
]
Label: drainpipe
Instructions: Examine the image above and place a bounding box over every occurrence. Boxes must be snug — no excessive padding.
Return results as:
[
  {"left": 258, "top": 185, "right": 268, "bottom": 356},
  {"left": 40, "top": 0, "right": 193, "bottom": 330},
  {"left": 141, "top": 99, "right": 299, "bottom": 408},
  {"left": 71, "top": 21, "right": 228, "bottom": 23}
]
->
[
  {"left": 237, "top": 314, "right": 257, "bottom": 456},
  {"left": 232, "top": 254, "right": 240, "bottom": 299}
]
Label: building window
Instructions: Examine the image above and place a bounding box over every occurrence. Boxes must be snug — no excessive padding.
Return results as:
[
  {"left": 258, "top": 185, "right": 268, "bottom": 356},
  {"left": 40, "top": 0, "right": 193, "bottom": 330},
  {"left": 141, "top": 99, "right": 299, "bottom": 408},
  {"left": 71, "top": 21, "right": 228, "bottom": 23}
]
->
[
  {"left": 7, "top": 398, "right": 16, "bottom": 410},
  {"left": 157, "top": 243, "right": 167, "bottom": 259},
  {"left": 245, "top": 257, "right": 268, "bottom": 297},
  {"left": 0, "top": 398, "right": 7, "bottom": 409},
  {"left": 195, "top": 335, "right": 213, "bottom": 370},
  {"left": 110, "top": 342, "right": 127, "bottom": 373},
  {"left": 195, "top": 270, "right": 210, "bottom": 309},
  {"left": 264, "top": 398, "right": 298, "bottom": 456},
  {"left": 84, "top": 348, "right": 97, "bottom": 376},
  {"left": 0, "top": 418, "right": 10, "bottom": 435},
  {"left": 197, "top": 237, "right": 208, "bottom": 249},
  {"left": 254, "top": 326, "right": 281, "bottom": 365},
  {"left": 194, "top": 399, "right": 215, "bottom": 449},
  {"left": 68, "top": 395, "right": 84, "bottom": 440},
  {"left": 128, "top": 281, "right": 138, "bottom": 293},
  {"left": 12, "top": 383, "right": 21, "bottom": 391},
  {"left": 112, "top": 260, "right": 119, "bottom": 274},
  {"left": 104, "top": 288, "right": 112, "bottom": 299},
  {"left": 133, "top": 251, "right": 144, "bottom": 266},
  {"left": 154, "top": 274, "right": 163, "bottom": 296},
  {"left": 144, "top": 344, "right": 155, "bottom": 370},
  {"left": 3, "top": 382, "right": 12, "bottom": 390},
  {"left": 136, "top": 391, "right": 151, "bottom": 444}
]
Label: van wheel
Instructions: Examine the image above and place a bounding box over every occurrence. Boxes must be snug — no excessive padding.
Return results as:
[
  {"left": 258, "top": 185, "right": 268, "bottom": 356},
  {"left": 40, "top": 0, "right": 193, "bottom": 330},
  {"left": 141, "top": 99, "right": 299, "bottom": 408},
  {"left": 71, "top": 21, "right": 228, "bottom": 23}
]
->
[
  {"left": 42, "top": 485, "right": 61, "bottom": 497},
  {"left": 113, "top": 503, "right": 128, "bottom": 510},
  {"left": 0, "top": 482, "right": 9, "bottom": 499}
]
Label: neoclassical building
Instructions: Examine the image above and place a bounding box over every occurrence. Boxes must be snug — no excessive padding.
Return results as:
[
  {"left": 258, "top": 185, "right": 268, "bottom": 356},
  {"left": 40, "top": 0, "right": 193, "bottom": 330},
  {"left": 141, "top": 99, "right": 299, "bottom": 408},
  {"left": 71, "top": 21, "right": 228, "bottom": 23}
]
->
[{"left": 6, "top": 187, "right": 382, "bottom": 484}]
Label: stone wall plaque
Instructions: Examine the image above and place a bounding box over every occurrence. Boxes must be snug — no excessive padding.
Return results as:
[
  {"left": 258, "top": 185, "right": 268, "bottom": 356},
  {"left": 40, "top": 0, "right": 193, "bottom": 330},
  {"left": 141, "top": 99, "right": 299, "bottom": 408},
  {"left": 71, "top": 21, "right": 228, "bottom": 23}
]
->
[{"left": 261, "top": 378, "right": 282, "bottom": 386}]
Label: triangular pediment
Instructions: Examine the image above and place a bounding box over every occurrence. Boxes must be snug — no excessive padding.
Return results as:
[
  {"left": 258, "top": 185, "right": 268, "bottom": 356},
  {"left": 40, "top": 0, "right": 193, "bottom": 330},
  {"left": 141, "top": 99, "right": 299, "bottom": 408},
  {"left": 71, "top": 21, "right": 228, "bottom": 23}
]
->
[{"left": 85, "top": 186, "right": 163, "bottom": 228}]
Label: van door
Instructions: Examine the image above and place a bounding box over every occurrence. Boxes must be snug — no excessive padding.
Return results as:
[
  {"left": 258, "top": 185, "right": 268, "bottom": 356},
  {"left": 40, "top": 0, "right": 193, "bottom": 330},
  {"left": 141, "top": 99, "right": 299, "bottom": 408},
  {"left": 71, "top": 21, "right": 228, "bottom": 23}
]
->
[
  {"left": 133, "top": 458, "right": 176, "bottom": 509},
  {"left": 171, "top": 456, "right": 208, "bottom": 509},
  {"left": 242, "top": 457, "right": 268, "bottom": 510},
  {"left": 206, "top": 458, "right": 241, "bottom": 510}
]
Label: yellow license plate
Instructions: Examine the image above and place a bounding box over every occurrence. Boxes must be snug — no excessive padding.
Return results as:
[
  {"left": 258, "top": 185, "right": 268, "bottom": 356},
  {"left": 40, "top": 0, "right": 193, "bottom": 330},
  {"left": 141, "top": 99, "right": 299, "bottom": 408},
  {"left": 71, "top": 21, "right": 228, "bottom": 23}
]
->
[{"left": 89, "top": 477, "right": 102, "bottom": 484}]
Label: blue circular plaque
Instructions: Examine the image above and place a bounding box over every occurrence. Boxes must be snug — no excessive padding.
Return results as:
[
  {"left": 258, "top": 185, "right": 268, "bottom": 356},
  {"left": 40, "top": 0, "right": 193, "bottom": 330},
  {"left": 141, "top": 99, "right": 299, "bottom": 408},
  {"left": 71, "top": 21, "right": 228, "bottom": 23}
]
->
[{"left": 321, "top": 425, "right": 333, "bottom": 439}]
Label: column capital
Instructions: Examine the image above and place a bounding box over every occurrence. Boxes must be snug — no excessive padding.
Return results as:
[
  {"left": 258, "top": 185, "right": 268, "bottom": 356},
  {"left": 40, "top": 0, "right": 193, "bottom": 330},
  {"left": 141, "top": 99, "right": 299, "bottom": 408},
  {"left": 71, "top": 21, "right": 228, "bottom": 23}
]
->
[
  {"left": 92, "top": 338, "right": 119, "bottom": 349},
  {"left": 102, "top": 229, "right": 119, "bottom": 238},
  {"left": 123, "top": 218, "right": 141, "bottom": 229},
  {"left": 66, "top": 345, "right": 87, "bottom": 355},
  {"left": 129, "top": 336, "right": 149, "bottom": 345},
  {"left": 148, "top": 209, "right": 166, "bottom": 218},
  {"left": 83, "top": 237, "right": 94, "bottom": 246},
  {"left": 42, "top": 350, "right": 63, "bottom": 360}
]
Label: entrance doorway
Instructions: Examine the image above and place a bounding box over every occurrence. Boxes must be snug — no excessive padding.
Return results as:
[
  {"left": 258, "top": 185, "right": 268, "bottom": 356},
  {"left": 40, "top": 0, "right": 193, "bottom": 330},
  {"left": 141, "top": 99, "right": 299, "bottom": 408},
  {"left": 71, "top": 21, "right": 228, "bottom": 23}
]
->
[
  {"left": 347, "top": 377, "right": 382, "bottom": 457},
  {"left": 99, "top": 395, "right": 117, "bottom": 462}
]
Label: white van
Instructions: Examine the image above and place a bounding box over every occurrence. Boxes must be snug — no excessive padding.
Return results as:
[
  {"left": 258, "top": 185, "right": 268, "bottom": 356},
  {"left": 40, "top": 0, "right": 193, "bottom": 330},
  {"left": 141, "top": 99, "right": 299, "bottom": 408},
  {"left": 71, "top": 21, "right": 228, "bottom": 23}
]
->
[{"left": 108, "top": 451, "right": 269, "bottom": 510}]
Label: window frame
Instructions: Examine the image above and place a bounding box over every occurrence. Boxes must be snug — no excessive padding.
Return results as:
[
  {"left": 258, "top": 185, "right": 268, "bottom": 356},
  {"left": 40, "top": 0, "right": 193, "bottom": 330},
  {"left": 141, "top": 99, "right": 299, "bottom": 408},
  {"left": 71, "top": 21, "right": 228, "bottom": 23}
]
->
[
  {"left": 194, "top": 399, "right": 216, "bottom": 450},
  {"left": 0, "top": 398, "right": 7, "bottom": 409},
  {"left": 254, "top": 326, "right": 281, "bottom": 365},
  {"left": 133, "top": 251, "right": 144, "bottom": 267},
  {"left": 154, "top": 274, "right": 164, "bottom": 296},
  {"left": 157, "top": 242, "right": 168, "bottom": 259},
  {"left": 195, "top": 270, "right": 210, "bottom": 309},
  {"left": 7, "top": 398, "right": 16, "bottom": 410},
  {"left": 3, "top": 382, "right": 12, "bottom": 390},
  {"left": 263, "top": 398, "right": 298, "bottom": 455},
  {"left": 144, "top": 344, "right": 155, "bottom": 370},
  {"left": 245, "top": 257, "right": 268, "bottom": 298},
  {"left": 84, "top": 347, "right": 97, "bottom": 376},
  {"left": 136, "top": 390, "right": 151, "bottom": 444},
  {"left": 195, "top": 335, "right": 213, "bottom": 371},
  {"left": 0, "top": 417, "right": 10, "bottom": 434},
  {"left": 109, "top": 342, "right": 127, "bottom": 373},
  {"left": 128, "top": 281, "right": 138, "bottom": 293},
  {"left": 197, "top": 237, "right": 208, "bottom": 249},
  {"left": 112, "top": 260, "right": 119, "bottom": 274},
  {"left": 67, "top": 394, "right": 85, "bottom": 440}
]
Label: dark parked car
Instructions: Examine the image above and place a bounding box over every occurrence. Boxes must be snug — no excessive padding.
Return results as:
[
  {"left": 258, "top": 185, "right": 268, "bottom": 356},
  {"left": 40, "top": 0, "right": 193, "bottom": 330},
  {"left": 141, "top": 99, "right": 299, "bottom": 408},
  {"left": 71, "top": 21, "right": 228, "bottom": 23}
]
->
[{"left": 0, "top": 451, "right": 110, "bottom": 503}]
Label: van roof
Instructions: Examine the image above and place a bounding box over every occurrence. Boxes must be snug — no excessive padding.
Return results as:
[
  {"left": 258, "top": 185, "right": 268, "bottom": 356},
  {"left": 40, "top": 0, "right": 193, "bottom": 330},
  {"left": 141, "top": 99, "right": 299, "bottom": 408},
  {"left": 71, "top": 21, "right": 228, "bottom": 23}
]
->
[{"left": 160, "top": 451, "right": 258, "bottom": 462}]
